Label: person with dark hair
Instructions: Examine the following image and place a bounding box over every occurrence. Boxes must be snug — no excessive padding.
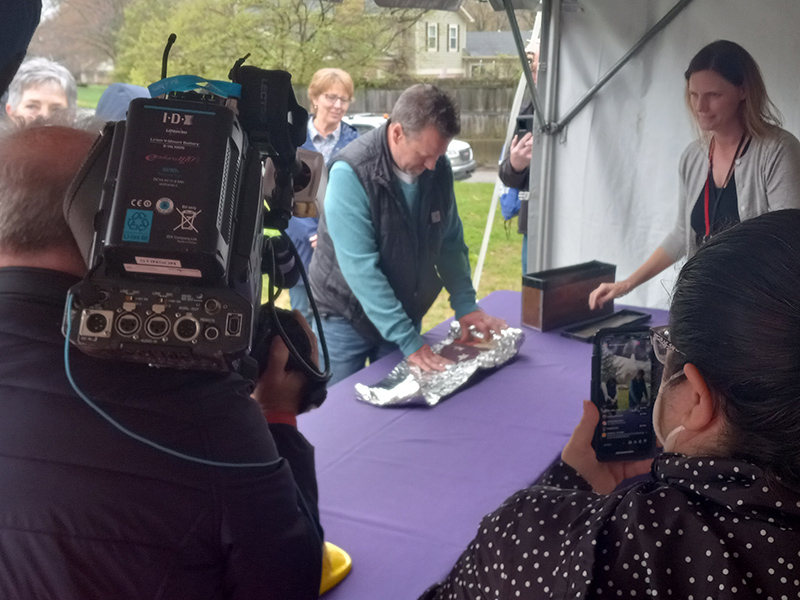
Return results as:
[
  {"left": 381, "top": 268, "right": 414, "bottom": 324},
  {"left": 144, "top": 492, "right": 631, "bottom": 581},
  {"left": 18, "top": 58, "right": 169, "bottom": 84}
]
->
[
  {"left": 309, "top": 83, "right": 505, "bottom": 384},
  {"left": 600, "top": 375, "right": 618, "bottom": 411},
  {"left": 287, "top": 68, "right": 359, "bottom": 323},
  {"left": 628, "top": 368, "right": 648, "bottom": 408},
  {"left": 590, "top": 40, "right": 800, "bottom": 309},
  {"left": 421, "top": 209, "right": 800, "bottom": 600},
  {"left": 0, "top": 122, "right": 324, "bottom": 598}
]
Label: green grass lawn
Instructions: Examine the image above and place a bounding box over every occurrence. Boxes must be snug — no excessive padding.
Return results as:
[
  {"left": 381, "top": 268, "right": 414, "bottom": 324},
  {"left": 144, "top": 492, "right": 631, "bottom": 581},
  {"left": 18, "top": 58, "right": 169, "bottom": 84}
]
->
[
  {"left": 422, "top": 181, "right": 523, "bottom": 331},
  {"left": 76, "top": 84, "right": 108, "bottom": 109},
  {"left": 268, "top": 181, "right": 524, "bottom": 333}
]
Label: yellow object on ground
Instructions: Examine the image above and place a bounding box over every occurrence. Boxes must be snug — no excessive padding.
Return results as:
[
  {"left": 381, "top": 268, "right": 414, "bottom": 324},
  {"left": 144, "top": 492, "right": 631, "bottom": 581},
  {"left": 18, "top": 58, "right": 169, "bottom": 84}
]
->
[{"left": 320, "top": 541, "right": 352, "bottom": 595}]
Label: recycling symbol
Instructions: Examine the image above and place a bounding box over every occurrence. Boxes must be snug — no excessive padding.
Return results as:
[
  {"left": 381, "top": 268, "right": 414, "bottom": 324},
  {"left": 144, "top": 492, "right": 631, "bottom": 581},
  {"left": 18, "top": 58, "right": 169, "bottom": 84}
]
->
[{"left": 127, "top": 212, "right": 151, "bottom": 232}]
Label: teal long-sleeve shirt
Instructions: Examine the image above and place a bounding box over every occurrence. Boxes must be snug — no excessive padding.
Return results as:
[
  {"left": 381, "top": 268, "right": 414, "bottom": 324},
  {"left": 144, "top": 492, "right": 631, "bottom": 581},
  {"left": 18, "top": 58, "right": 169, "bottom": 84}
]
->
[{"left": 324, "top": 161, "right": 479, "bottom": 356}]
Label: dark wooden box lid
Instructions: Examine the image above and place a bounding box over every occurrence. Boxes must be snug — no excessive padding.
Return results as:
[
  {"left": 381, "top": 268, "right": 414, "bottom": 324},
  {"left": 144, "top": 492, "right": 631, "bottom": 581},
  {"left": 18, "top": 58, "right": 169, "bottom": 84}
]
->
[{"left": 523, "top": 261, "right": 616, "bottom": 291}]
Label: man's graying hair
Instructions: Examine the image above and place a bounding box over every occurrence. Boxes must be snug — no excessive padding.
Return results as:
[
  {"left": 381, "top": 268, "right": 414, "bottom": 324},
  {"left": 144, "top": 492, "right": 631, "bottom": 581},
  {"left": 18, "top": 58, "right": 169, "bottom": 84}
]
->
[
  {"left": 390, "top": 84, "right": 461, "bottom": 139},
  {"left": 0, "top": 119, "right": 97, "bottom": 253},
  {"left": 6, "top": 57, "right": 78, "bottom": 111}
]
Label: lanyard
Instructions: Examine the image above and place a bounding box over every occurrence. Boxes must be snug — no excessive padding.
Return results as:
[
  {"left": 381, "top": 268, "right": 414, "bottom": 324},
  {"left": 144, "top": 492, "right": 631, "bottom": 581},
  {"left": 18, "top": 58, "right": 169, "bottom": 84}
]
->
[{"left": 703, "top": 133, "right": 748, "bottom": 239}]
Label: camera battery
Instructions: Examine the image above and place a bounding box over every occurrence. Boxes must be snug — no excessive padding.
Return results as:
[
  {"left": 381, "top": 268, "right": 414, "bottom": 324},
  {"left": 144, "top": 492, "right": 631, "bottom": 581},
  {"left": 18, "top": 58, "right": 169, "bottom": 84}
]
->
[{"left": 102, "top": 97, "right": 245, "bottom": 284}]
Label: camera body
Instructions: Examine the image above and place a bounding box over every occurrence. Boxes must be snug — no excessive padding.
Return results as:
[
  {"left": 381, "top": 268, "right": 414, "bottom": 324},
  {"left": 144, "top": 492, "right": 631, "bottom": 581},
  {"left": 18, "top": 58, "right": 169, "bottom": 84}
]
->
[{"left": 64, "top": 74, "right": 298, "bottom": 372}]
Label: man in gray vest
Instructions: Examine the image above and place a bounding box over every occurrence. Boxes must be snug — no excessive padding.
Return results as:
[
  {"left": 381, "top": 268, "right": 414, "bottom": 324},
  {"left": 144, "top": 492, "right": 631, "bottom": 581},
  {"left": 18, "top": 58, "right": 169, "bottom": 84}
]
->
[{"left": 309, "top": 84, "right": 506, "bottom": 385}]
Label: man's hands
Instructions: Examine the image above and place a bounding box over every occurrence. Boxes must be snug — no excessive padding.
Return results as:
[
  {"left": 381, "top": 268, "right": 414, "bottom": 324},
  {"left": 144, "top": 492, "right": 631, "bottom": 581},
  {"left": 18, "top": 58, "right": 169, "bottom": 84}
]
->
[
  {"left": 562, "top": 401, "right": 653, "bottom": 494},
  {"left": 509, "top": 132, "right": 533, "bottom": 172},
  {"left": 407, "top": 311, "right": 508, "bottom": 373},
  {"left": 408, "top": 343, "right": 453, "bottom": 372},
  {"left": 458, "top": 310, "right": 507, "bottom": 343},
  {"left": 252, "top": 311, "right": 319, "bottom": 417}
]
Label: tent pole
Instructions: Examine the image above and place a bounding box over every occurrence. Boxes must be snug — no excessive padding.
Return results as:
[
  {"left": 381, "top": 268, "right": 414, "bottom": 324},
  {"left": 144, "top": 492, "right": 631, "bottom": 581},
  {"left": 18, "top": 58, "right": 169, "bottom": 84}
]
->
[
  {"left": 533, "top": 0, "right": 560, "bottom": 273},
  {"left": 554, "top": 0, "right": 695, "bottom": 132},
  {"left": 474, "top": 2, "right": 542, "bottom": 293},
  {"left": 501, "top": 0, "right": 545, "bottom": 130},
  {"left": 472, "top": 76, "right": 529, "bottom": 293}
]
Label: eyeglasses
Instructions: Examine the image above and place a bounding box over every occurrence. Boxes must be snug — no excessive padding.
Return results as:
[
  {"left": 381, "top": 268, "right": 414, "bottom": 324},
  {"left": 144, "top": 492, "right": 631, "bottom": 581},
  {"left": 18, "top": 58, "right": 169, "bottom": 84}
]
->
[
  {"left": 650, "top": 325, "right": 685, "bottom": 365},
  {"left": 650, "top": 326, "right": 688, "bottom": 386},
  {"left": 322, "top": 93, "right": 351, "bottom": 106}
]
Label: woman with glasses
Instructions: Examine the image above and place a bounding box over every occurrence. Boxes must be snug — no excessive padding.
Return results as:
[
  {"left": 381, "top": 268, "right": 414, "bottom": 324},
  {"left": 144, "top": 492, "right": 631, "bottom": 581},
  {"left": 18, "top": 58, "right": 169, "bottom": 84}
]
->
[
  {"left": 421, "top": 209, "right": 800, "bottom": 600},
  {"left": 287, "top": 68, "right": 359, "bottom": 322},
  {"left": 589, "top": 40, "right": 800, "bottom": 310}
]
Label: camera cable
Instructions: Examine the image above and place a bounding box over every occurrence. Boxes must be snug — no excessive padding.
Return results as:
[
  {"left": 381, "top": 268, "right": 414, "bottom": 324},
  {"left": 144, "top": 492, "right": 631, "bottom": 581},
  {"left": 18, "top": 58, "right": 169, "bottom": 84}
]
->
[
  {"left": 264, "top": 231, "right": 331, "bottom": 383},
  {"left": 63, "top": 292, "right": 284, "bottom": 469},
  {"left": 63, "top": 291, "right": 324, "bottom": 550}
]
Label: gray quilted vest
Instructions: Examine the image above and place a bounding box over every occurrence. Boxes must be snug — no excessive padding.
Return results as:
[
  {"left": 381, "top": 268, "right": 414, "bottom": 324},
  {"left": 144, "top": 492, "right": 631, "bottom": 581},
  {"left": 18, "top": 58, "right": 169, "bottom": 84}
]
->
[{"left": 308, "top": 123, "right": 454, "bottom": 345}]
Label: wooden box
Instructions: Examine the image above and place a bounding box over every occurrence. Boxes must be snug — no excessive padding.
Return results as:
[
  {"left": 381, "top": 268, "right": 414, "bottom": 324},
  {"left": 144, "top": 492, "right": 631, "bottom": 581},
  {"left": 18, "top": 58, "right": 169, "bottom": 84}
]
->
[{"left": 522, "top": 261, "right": 616, "bottom": 331}]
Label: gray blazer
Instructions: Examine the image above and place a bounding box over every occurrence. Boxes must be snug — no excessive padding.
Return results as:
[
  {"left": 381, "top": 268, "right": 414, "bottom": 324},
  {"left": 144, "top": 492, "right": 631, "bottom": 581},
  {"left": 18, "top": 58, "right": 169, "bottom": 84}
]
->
[{"left": 660, "top": 126, "right": 800, "bottom": 261}]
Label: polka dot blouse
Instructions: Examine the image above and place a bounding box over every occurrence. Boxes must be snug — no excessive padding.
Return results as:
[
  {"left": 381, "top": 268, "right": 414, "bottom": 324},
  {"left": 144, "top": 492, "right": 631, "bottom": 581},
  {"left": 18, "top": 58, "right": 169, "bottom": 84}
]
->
[{"left": 420, "top": 454, "right": 800, "bottom": 599}]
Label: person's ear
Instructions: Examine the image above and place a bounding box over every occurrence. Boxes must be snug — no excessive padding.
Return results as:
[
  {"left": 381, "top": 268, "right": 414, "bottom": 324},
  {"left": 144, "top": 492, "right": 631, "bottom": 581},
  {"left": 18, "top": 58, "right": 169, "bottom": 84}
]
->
[
  {"left": 387, "top": 122, "right": 403, "bottom": 145},
  {"left": 5, "top": 103, "right": 13, "bottom": 117},
  {"left": 680, "top": 363, "right": 717, "bottom": 432}
]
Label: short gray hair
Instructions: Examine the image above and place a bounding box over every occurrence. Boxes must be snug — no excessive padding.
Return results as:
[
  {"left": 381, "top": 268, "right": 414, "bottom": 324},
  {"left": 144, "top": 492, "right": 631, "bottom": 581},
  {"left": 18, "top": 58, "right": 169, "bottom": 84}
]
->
[
  {"left": 0, "top": 120, "right": 96, "bottom": 253},
  {"left": 6, "top": 57, "right": 78, "bottom": 111},
  {"left": 390, "top": 84, "right": 460, "bottom": 140}
]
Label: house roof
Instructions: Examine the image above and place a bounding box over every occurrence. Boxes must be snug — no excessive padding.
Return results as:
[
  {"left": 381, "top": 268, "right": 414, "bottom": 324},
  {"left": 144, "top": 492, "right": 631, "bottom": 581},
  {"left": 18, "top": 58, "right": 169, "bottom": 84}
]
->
[{"left": 465, "top": 30, "right": 533, "bottom": 57}]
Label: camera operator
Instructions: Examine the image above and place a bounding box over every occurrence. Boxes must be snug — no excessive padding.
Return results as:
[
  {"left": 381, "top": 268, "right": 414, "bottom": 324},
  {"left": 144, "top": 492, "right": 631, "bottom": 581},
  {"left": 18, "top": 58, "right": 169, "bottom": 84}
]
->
[{"left": 0, "top": 121, "right": 323, "bottom": 598}]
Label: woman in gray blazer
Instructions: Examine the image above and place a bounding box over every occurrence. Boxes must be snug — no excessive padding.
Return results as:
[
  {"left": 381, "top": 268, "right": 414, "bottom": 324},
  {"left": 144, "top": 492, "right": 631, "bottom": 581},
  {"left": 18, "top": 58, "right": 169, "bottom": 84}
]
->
[{"left": 589, "top": 40, "right": 800, "bottom": 310}]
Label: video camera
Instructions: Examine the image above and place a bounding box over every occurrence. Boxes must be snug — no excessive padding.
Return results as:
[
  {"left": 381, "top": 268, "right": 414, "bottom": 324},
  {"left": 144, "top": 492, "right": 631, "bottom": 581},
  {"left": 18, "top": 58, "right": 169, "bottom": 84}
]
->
[{"left": 62, "top": 49, "right": 328, "bottom": 391}]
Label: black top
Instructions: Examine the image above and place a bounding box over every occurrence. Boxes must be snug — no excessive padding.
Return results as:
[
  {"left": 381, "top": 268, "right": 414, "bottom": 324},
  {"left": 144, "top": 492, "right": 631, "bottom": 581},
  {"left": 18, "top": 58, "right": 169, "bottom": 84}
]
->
[
  {"left": 691, "top": 139, "right": 752, "bottom": 245},
  {"left": 0, "top": 267, "right": 322, "bottom": 599},
  {"left": 691, "top": 171, "right": 741, "bottom": 244}
]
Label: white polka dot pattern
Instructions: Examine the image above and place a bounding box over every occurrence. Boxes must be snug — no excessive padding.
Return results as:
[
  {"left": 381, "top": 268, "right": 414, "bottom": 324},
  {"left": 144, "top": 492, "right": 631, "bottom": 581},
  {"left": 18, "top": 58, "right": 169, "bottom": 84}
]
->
[{"left": 420, "top": 454, "right": 800, "bottom": 599}]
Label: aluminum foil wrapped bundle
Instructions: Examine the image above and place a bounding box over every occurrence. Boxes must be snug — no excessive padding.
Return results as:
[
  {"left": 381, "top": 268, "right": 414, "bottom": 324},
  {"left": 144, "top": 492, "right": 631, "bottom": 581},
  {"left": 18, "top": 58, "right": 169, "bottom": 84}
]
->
[{"left": 354, "top": 323, "right": 525, "bottom": 407}]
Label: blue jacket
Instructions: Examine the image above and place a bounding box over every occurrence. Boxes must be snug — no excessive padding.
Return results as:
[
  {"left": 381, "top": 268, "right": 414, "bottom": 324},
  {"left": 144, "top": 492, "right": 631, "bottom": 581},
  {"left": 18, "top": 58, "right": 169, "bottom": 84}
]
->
[
  {"left": 95, "top": 83, "right": 149, "bottom": 121},
  {"left": 286, "top": 119, "right": 359, "bottom": 273}
]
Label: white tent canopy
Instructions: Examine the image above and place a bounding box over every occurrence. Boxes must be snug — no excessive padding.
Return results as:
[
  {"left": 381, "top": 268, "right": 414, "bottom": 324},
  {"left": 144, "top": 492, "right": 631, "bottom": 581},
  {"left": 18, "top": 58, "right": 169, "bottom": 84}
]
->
[
  {"left": 378, "top": 0, "right": 800, "bottom": 308},
  {"left": 535, "top": 0, "right": 800, "bottom": 308}
]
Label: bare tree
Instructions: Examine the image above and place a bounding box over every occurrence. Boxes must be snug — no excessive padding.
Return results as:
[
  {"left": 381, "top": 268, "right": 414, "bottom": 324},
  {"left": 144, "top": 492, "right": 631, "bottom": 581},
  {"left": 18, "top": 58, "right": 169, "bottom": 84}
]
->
[
  {"left": 463, "top": 0, "right": 537, "bottom": 33},
  {"left": 27, "top": 0, "right": 134, "bottom": 82}
]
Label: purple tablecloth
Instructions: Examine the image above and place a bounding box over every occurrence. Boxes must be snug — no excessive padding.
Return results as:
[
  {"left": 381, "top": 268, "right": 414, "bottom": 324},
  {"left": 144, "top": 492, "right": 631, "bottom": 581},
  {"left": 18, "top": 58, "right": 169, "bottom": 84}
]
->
[{"left": 299, "top": 290, "right": 668, "bottom": 599}]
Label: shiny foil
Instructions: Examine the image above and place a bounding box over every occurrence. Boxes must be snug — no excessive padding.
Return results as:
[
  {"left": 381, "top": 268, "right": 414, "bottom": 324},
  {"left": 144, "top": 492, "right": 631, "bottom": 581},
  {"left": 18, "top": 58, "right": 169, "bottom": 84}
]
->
[{"left": 354, "top": 323, "right": 525, "bottom": 407}]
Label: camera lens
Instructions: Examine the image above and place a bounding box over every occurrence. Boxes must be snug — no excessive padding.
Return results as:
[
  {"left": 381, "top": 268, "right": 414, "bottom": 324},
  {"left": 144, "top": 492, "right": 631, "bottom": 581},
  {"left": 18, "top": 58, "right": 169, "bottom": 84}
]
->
[{"left": 85, "top": 313, "right": 108, "bottom": 334}]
